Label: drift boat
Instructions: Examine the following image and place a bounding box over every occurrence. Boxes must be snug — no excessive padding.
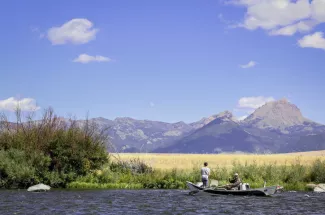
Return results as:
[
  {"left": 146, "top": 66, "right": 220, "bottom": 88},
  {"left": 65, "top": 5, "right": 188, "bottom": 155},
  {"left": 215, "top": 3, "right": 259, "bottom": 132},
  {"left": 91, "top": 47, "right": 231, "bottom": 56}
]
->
[{"left": 186, "top": 181, "right": 283, "bottom": 197}]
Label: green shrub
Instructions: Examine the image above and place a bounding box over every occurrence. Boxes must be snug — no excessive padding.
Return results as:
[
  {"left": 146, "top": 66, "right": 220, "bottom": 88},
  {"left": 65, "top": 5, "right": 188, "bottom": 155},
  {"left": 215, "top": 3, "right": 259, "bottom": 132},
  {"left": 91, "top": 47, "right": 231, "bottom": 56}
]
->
[
  {"left": 110, "top": 158, "right": 153, "bottom": 174},
  {"left": 0, "top": 149, "right": 38, "bottom": 188},
  {"left": 309, "top": 159, "right": 325, "bottom": 183},
  {"left": 0, "top": 108, "right": 110, "bottom": 189}
]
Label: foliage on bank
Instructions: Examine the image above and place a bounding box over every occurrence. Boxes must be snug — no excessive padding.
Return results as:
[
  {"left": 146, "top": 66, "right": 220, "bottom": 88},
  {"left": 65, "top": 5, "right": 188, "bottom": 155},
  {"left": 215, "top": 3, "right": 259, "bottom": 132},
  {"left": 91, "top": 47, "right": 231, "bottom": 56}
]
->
[
  {"left": 71, "top": 157, "right": 325, "bottom": 191},
  {"left": 0, "top": 108, "right": 109, "bottom": 188}
]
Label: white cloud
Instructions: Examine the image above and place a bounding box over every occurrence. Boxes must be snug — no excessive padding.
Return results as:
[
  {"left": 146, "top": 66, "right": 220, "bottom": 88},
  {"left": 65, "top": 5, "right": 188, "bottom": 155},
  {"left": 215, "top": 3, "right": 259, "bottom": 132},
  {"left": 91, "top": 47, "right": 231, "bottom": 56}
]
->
[
  {"left": 226, "top": 0, "right": 325, "bottom": 36},
  {"left": 234, "top": 96, "right": 275, "bottom": 120},
  {"left": 237, "top": 115, "right": 248, "bottom": 121},
  {"left": 47, "top": 19, "right": 98, "bottom": 45},
  {"left": 298, "top": 32, "right": 325, "bottom": 50},
  {"left": 311, "top": 0, "right": 325, "bottom": 22},
  {"left": 238, "top": 96, "right": 275, "bottom": 109},
  {"left": 240, "top": 61, "right": 257, "bottom": 69},
  {"left": 226, "top": 0, "right": 260, "bottom": 6},
  {"left": 149, "top": 102, "right": 155, "bottom": 107},
  {"left": 0, "top": 97, "right": 40, "bottom": 112},
  {"left": 269, "top": 21, "right": 315, "bottom": 36},
  {"left": 73, "top": 54, "right": 112, "bottom": 63}
]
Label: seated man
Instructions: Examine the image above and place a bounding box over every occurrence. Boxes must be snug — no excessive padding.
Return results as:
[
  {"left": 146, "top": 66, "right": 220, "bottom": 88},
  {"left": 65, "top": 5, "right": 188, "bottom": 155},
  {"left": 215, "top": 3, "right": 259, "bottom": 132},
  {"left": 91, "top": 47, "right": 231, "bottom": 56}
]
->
[{"left": 225, "top": 173, "right": 241, "bottom": 190}]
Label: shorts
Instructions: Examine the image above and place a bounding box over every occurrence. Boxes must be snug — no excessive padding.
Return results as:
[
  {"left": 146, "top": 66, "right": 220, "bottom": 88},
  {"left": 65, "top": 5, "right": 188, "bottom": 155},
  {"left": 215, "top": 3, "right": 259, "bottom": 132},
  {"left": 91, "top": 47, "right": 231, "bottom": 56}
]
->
[{"left": 202, "top": 177, "right": 208, "bottom": 187}]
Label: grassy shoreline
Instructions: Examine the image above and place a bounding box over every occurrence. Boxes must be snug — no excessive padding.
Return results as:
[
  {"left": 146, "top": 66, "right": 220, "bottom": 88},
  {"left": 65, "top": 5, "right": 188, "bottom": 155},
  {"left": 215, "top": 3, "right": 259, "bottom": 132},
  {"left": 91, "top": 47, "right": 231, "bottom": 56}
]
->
[
  {"left": 66, "top": 156, "right": 325, "bottom": 191},
  {"left": 1, "top": 155, "right": 324, "bottom": 191}
]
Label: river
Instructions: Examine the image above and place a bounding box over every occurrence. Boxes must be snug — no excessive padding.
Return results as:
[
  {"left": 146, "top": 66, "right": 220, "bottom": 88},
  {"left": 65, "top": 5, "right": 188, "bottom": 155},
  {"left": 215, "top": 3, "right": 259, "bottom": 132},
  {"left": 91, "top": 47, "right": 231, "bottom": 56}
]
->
[{"left": 0, "top": 189, "right": 324, "bottom": 214}]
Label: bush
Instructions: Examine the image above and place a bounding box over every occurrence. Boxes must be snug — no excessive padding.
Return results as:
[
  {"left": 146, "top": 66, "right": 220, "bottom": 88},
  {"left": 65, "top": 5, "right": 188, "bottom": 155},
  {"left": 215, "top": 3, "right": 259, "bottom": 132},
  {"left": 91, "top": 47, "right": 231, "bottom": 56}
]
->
[
  {"left": 0, "top": 149, "right": 39, "bottom": 188},
  {"left": 110, "top": 158, "right": 153, "bottom": 174},
  {"left": 0, "top": 108, "right": 110, "bottom": 188},
  {"left": 309, "top": 159, "right": 325, "bottom": 183}
]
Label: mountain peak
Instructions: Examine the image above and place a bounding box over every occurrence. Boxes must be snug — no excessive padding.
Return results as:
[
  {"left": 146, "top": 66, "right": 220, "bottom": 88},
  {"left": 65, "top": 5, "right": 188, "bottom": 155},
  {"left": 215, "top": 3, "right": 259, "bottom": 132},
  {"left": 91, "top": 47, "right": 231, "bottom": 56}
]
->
[
  {"left": 212, "top": 111, "right": 236, "bottom": 122},
  {"left": 190, "top": 111, "right": 234, "bottom": 130},
  {"left": 216, "top": 110, "right": 234, "bottom": 119},
  {"left": 243, "top": 99, "right": 305, "bottom": 129},
  {"left": 278, "top": 98, "right": 289, "bottom": 103},
  {"left": 91, "top": 117, "right": 110, "bottom": 122},
  {"left": 114, "top": 117, "right": 135, "bottom": 121}
]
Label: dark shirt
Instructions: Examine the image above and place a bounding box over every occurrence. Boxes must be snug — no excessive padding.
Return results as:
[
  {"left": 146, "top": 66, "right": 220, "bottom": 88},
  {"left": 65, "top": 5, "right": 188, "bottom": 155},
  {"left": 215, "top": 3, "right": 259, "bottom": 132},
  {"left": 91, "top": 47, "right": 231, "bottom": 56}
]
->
[{"left": 229, "top": 176, "right": 241, "bottom": 184}]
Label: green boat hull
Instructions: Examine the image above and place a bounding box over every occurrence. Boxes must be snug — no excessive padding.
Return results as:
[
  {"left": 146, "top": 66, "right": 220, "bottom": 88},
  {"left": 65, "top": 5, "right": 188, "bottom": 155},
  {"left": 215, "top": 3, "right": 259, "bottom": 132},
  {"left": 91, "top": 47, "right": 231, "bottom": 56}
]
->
[{"left": 186, "top": 181, "right": 282, "bottom": 197}]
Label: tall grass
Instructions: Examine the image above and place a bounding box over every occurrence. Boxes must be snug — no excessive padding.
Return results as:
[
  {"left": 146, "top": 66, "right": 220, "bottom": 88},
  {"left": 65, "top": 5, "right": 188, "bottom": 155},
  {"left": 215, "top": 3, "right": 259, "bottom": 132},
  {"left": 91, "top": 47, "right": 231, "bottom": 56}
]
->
[
  {"left": 69, "top": 157, "right": 325, "bottom": 191},
  {"left": 113, "top": 153, "right": 325, "bottom": 170},
  {"left": 0, "top": 107, "right": 109, "bottom": 188}
]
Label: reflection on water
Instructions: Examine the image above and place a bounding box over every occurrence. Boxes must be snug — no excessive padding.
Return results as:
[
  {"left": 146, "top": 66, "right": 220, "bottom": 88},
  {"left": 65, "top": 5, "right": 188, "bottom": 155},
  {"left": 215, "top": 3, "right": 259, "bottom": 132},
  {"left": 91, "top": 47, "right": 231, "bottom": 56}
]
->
[{"left": 0, "top": 189, "right": 324, "bottom": 215}]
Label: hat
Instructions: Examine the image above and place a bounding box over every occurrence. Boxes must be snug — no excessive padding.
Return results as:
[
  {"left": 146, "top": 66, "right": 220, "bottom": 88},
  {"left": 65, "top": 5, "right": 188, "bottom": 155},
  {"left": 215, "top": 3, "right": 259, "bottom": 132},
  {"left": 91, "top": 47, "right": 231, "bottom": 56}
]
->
[{"left": 234, "top": 173, "right": 238, "bottom": 176}]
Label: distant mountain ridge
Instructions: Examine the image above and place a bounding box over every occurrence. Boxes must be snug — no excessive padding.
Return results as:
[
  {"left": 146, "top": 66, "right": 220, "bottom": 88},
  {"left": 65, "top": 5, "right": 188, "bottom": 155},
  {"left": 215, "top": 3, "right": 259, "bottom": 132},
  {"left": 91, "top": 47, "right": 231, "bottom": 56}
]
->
[
  {"left": 81, "top": 116, "right": 195, "bottom": 152},
  {"left": 153, "top": 99, "right": 325, "bottom": 153},
  {"left": 11, "top": 99, "right": 324, "bottom": 153}
]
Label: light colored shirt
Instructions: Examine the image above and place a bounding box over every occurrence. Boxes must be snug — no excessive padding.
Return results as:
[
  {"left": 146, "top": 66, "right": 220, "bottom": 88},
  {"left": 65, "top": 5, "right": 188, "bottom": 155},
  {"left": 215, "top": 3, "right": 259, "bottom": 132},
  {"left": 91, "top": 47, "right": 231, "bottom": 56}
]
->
[{"left": 201, "top": 167, "right": 210, "bottom": 180}]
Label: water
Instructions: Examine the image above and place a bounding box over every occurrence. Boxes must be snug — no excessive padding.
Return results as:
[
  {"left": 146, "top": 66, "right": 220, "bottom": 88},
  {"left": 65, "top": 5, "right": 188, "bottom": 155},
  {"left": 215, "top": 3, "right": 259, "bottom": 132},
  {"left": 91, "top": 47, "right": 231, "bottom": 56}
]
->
[{"left": 0, "top": 189, "right": 324, "bottom": 215}]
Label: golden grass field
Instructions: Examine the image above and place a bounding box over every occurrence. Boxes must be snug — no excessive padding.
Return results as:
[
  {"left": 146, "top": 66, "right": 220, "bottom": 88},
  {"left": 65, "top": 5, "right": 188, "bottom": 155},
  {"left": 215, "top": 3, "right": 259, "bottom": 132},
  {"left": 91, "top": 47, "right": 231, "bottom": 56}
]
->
[{"left": 111, "top": 151, "right": 325, "bottom": 170}]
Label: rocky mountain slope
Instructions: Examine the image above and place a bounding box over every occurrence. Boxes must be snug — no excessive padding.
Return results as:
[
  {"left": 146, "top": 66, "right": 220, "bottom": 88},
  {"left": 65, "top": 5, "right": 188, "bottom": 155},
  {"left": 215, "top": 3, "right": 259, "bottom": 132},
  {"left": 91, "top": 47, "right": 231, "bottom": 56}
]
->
[
  {"left": 242, "top": 99, "right": 306, "bottom": 129},
  {"left": 154, "top": 111, "right": 271, "bottom": 153},
  {"left": 17, "top": 99, "right": 323, "bottom": 153},
  {"left": 241, "top": 99, "right": 324, "bottom": 134},
  {"left": 154, "top": 99, "right": 325, "bottom": 153},
  {"left": 80, "top": 117, "right": 202, "bottom": 152},
  {"left": 105, "top": 117, "right": 194, "bottom": 152}
]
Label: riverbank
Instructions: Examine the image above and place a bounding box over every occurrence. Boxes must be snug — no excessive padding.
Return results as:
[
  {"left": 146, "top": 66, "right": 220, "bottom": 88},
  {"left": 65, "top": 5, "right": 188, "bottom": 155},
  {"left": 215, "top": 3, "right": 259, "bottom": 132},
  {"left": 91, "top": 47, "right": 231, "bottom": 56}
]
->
[
  {"left": 66, "top": 157, "right": 325, "bottom": 191},
  {"left": 2, "top": 153, "right": 324, "bottom": 191}
]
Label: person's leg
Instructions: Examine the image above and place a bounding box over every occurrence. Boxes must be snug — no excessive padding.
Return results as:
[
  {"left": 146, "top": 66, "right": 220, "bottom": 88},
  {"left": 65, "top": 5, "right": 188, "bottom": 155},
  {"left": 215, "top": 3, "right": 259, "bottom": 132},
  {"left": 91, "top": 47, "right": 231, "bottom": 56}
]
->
[
  {"left": 202, "top": 178, "right": 208, "bottom": 188},
  {"left": 233, "top": 182, "right": 240, "bottom": 189},
  {"left": 225, "top": 184, "right": 234, "bottom": 190},
  {"left": 228, "top": 182, "right": 241, "bottom": 190}
]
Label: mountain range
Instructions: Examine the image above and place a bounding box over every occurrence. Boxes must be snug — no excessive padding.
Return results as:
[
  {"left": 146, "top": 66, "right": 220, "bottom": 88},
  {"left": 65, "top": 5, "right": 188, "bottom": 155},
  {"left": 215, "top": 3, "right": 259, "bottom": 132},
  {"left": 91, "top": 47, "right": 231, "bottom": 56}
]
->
[{"left": 81, "top": 99, "right": 325, "bottom": 154}]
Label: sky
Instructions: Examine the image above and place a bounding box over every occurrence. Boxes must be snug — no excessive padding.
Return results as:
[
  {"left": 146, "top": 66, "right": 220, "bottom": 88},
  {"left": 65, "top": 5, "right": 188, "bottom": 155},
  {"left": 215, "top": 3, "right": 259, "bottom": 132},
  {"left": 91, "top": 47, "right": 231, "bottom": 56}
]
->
[{"left": 1, "top": 0, "right": 325, "bottom": 124}]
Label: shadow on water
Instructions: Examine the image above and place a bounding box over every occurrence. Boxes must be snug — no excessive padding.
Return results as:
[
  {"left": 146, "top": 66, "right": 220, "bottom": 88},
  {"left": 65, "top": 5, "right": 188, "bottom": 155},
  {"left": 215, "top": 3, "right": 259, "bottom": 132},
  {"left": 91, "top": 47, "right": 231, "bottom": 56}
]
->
[{"left": 0, "top": 189, "right": 324, "bottom": 215}]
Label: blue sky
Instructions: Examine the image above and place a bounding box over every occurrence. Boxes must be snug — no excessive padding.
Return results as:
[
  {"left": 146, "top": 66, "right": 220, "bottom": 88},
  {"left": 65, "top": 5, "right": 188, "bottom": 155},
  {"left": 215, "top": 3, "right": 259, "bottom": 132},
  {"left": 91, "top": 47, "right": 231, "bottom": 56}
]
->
[{"left": 1, "top": 0, "right": 325, "bottom": 123}]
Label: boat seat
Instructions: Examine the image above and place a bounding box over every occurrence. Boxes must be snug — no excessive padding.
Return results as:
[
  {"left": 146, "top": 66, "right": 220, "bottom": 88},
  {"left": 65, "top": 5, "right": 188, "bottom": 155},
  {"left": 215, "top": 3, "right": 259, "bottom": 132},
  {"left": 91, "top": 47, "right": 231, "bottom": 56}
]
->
[
  {"left": 238, "top": 183, "right": 242, "bottom": 190},
  {"left": 238, "top": 183, "right": 250, "bottom": 190}
]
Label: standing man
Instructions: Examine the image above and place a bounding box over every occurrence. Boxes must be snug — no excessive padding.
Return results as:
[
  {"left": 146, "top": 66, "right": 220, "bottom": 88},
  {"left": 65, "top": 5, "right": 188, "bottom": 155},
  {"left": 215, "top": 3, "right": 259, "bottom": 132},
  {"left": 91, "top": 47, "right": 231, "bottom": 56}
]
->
[{"left": 201, "top": 162, "right": 210, "bottom": 188}]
